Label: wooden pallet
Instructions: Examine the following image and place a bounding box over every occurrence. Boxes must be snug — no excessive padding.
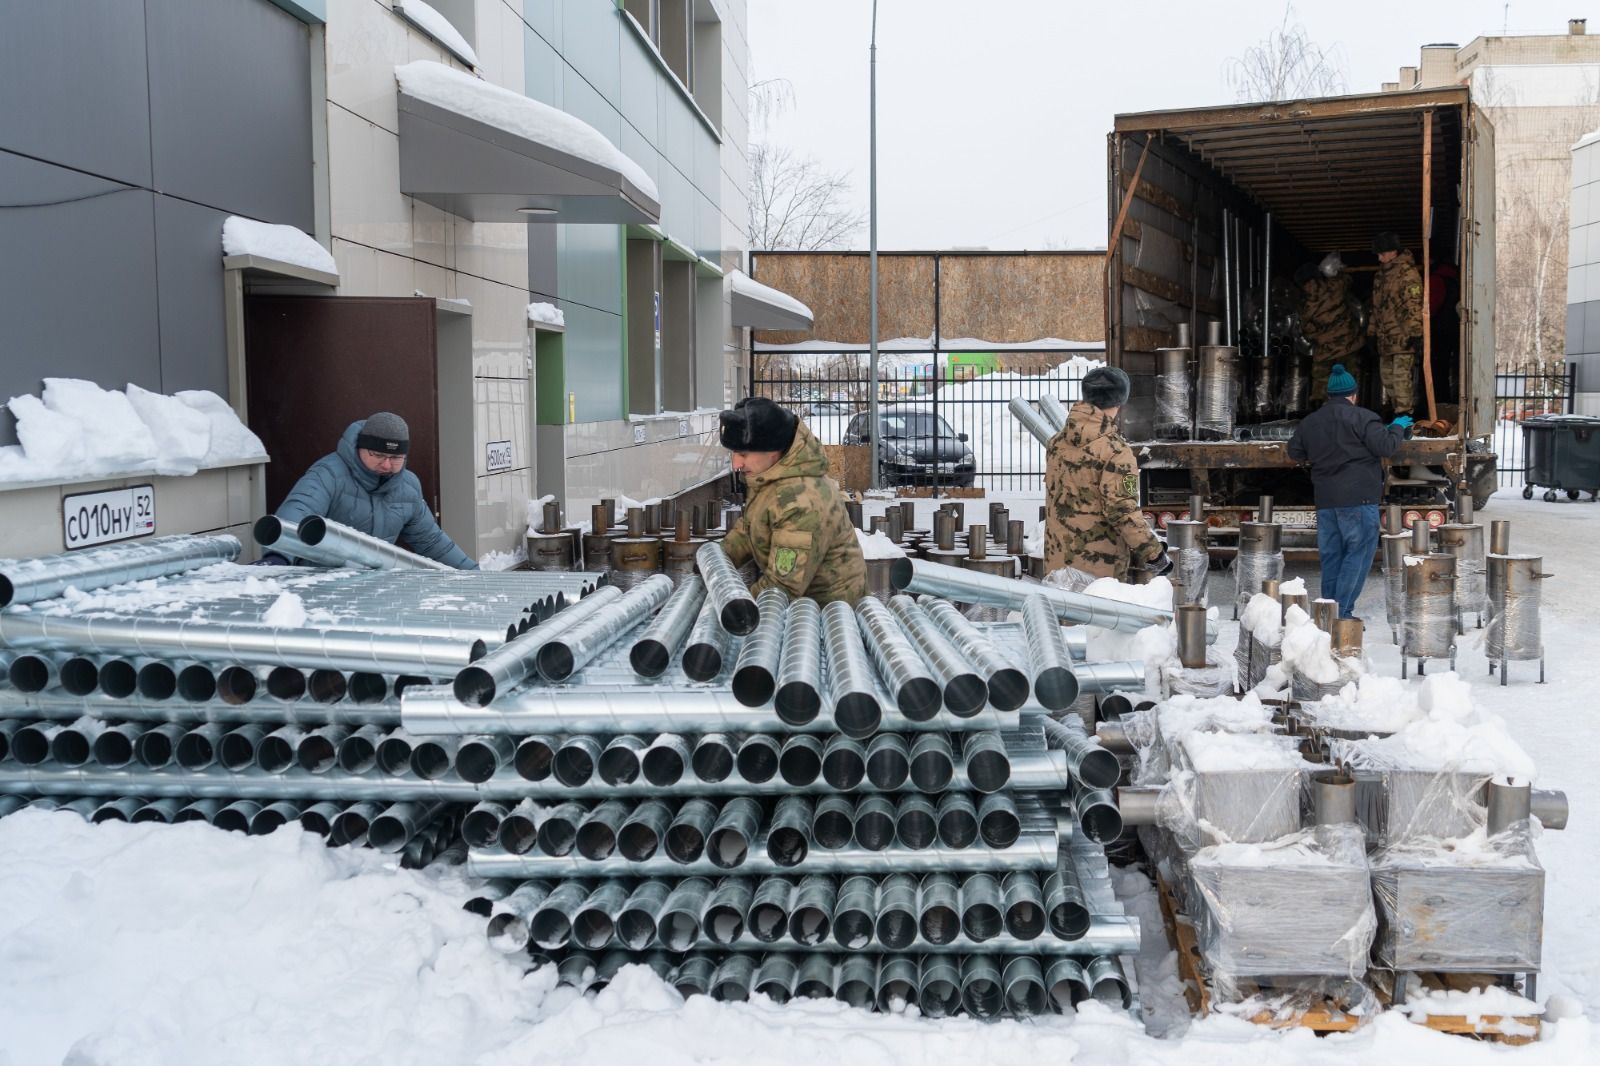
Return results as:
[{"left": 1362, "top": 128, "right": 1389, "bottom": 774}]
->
[{"left": 1155, "top": 877, "right": 1539, "bottom": 1042}]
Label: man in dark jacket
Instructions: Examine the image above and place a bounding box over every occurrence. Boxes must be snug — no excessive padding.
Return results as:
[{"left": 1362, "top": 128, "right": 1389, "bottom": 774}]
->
[
  {"left": 273, "top": 412, "right": 477, "bottom": 569},
  {"left": 1287, "top": 365, "right": 1407, "bottom": 617}
]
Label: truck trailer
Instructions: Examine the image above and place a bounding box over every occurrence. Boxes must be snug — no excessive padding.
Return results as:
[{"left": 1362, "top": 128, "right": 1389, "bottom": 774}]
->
[{"left": 1106, "top": 86, "right": 1496, "bottom": 557}]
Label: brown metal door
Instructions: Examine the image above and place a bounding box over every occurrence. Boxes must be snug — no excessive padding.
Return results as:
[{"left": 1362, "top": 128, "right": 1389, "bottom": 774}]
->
[{"left": 244, "top": 296, "right": 440, "bottom": 516}]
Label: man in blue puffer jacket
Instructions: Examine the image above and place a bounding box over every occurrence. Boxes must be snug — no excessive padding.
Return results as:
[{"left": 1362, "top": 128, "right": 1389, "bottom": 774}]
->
[{"left": 271, "top": 412, "right": 477, "bottom": 569}]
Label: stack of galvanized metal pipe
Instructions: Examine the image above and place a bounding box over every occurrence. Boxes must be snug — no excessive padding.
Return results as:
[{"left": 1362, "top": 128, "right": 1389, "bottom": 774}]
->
[
  {"left": 0, "top": 532, "right": 600, "bottom": 866},
  {"left": 0, "top": 531, "right": 1166, "bottom": 1020}
]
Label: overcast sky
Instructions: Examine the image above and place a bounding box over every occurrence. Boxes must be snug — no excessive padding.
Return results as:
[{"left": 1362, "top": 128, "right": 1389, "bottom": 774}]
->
[{"left": 746, "top": 0, "right": 1592, "bottom": 249}]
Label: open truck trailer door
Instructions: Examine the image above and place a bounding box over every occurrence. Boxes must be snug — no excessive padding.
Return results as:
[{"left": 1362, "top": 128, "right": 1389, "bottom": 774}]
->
[{"left": 1106, "top": 88, "right": 1496, "bottom": 560}]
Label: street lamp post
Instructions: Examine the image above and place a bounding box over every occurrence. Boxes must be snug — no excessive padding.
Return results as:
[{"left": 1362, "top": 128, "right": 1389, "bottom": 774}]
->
[{"left": 868, "top": 0, "right": 881, "bottom": 490}]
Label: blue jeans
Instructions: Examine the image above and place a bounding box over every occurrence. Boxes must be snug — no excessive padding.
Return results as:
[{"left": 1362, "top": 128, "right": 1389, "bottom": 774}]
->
[{"left": 1317, "top": 505, "right": 1380, "bottom": 618}]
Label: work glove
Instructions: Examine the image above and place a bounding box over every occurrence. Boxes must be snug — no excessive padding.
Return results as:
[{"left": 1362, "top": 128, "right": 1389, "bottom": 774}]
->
[
  {"left": 1319, "top": 251, "right": 1343, "bottom": 277},
  {"left": 1147, "top": 549, "right": 1173, "bottom": 577},
  {"left": 1391, "top": 415, "right": 1414, "bottom": 429}
]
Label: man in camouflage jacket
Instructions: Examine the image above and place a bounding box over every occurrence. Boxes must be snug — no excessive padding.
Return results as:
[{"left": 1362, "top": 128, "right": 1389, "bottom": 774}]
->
[
  {"left": 1368, "top": 232, "right": 1424, "bottom": 415},
  {"left": 720, "top": 397, "right": 867, "bottom": 604},
  {"left": 1294, "top": 261, "right": 1363, "bottom": 402},
  {"left": 1044, "top": 367, "right": 1166, "bottom": 580}
]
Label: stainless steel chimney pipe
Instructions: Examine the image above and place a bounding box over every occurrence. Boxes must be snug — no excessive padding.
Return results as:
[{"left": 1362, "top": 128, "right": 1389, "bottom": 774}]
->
[{"left": 0, "top": 534, "right": 241, "bottom": 608}]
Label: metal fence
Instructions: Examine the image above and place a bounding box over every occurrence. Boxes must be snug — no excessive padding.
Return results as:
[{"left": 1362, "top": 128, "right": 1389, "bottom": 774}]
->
[
  {"left": 751, "top": 353, "right": 1094, "bottom": 493},
  {"left": 1492, "top": 366, "right": 1576, "bottom": 486}
]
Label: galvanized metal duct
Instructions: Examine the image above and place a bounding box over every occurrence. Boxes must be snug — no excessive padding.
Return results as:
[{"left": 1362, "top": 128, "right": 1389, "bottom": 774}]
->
[
  {"left": 452, "top": 585, "right": 621, "bottom": 706},
  {"left": 681, "top": 600, "right": 733, "bottom": 683},
  {"left": 1008, "top": 397, "right": 1056, "bottom": 448},
  {"left": 0, "top": 534, "right": 241, "bottom": 608},
  {"left": 888, "top": 596, "right": 986, "bottom": 716},
  {"left": 695, "top": 542, "right": 760, "bottom": 635},
  {"left": 1021, "top": 596, "right": 1079, "bottom": 709},
  {"left": 1038, "top": 715, "right": 1120, "bottom": 789},
  {"left": 773, "top": 599, "right": 823, "bottom": 726},
  {"left": 730, "top": 587, "right": 789, "bottom": 706},
  {"left": 296, "top": 515, "right": 454, "bottom": 571},
  {"left": 537, "top": 575, "right": 673, "bottom": 682},
  {"left": 855, "top": 596, "right": 942, "bottom": 721},
  {"left": 0, "top": 610, "right": 485, "bottom": 677},
  {"left": 252, "top": 516, "right": 352, "bottom": 569},
  {"left": 3, "top": 689, "right": 404, "bottom": 728},
  {"left": 628, "top": 577, "right": 706, "bottom": 678},
  {"left": 1037, "top": 394, "right": 1070, "bottom": 433},
  {"left": 400, "top": 684, "right": 1009, "bottom": 736},
  {"left": 468, "top": 828, "right": 1061, "bottom": 879},
  {"left": 637, "top": 919, "right": 1140, "bottom": 958},
  {"left": 923, "top": 599, "right": 1029, "bottom": 711},
  {"left": 823, "top": 599, "right": 882, "bottom": 737},
  {"left": 890, "top": 559, "right": 1180, "bottom": 636}
]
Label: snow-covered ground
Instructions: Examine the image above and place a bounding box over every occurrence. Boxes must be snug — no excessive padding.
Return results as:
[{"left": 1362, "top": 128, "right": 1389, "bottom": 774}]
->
[{"left": 1, "top": 492, "right": 1597, "bottom": 1064}]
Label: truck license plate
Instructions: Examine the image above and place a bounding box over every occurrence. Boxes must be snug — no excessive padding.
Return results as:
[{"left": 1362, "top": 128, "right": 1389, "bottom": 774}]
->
[{"left": 1277, "top": 510, "right": 1317, "bottom": 528}]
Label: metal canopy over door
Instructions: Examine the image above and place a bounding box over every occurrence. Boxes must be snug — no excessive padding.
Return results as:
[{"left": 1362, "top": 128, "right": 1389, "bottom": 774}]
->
[{"left": 244, "top": 295, "right": 441, "bottom": 523}]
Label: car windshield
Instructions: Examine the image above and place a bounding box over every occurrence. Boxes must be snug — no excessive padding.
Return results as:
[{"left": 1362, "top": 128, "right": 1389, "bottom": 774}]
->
[{"left": 880, "top": 412, "right": 958, "bottom": 438}]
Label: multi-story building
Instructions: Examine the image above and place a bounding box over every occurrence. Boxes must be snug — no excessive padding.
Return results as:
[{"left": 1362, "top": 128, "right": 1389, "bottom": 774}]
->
[
  {"left": 0, "top": 0, "right": 806, "bottom": 561},
  {"left": 1569, "top": 132, "right": 1600, "bottom": 414},
  {"left": 1385, "top": 20, "right": 1600, "bottom": 374}
]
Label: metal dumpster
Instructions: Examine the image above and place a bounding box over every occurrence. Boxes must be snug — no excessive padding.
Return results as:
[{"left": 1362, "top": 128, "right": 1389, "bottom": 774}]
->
[{"left": 1519, "top": 414, "right": 1600, "bottom": 501}]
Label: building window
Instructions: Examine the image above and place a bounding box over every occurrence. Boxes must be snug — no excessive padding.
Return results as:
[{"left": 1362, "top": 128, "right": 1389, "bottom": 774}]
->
[
  {"left": 626, "top": 237, "right": 664, "bottom": 415},
  {"left": 623, "top": 0, "right": 722, "bottom": 130},
  {"left": 662, "top": 259, "right": 697, "bottom": 411}
]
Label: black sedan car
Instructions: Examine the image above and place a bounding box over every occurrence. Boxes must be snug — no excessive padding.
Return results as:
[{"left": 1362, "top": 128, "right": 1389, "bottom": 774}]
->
[{"left": 843, "top": 406, "right": 976, "bottom": 487}]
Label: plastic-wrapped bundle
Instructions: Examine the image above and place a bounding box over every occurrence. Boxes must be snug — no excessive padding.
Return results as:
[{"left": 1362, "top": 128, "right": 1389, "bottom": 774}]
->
[
  {"left": 1371, "top": 831, "right": 1544, "bottom": 972},
  {"left": 1164, "top": 732, "right": 1309, "bottom": 847},
  {"left": 1190, "top": 825, "right": 1375, "bottom": 997},
  {"left": 1328, "top": 737, "right": 1493, "bottom": 846},
  {"left": 1280, "top": 351, "right": 1311, "bottom": 418},
  {"left": 1379, "top": 532, "right": 1410, "bottom": 643},
  {"left": 1438, "top": 523, "right": 1487, "bottom": 628},
  {"left": 1196, "top": 345, "right": 1238, "bottom": 440},
  {"left": 1401, "top": 554, "right": 1457, "bottom": 666},
  {"left": 1232, "top": 631, "right": 1254, "bottom": 691},
  {"left": 1154, "top": 348, "right": 1191, "bottom": 439},
  {"left": 1247, "top": 631, "right": 1282, "bottom": 692},
  {"left": 1161, "top": 656, "right": 1235, "bottom": 699},
  {"left": 1232, "top": 524, "right": 1283, "bottom": 619},
  {"left": 1486, "top": 554, "right": 1545, "bottom": 665},
  {"left": 1289, "top": 662, "right": 1359, "bottom": 703},
  {"left": 1166, "top": 521, "right": 1208, "bottom": 609}
]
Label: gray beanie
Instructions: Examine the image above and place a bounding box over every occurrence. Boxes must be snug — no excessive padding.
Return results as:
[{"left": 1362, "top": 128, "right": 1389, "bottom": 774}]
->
[
  {"left": 1082, "top": 366, "right": 1131, "bottom": 409},
  {"left": 357, "top": 411, "right": 409, "bottom": 455}
]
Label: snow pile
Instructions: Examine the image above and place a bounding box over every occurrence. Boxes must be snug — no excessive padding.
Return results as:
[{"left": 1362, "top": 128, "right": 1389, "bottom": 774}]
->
[
  {"left": 855, "top": 530, "right": 905, "bottom": 560},
  {"left": 1080, "top": 574, "right": 1175, "bottom": 667},
  {"left": 728, "top": 270, "right": 814, "bottom": 323},
  {"left": 262, "top": 592, "right": 309, "bottom": 629},
  {"left": 395, "top": 61, "right": 658, "bottom": 202},
  {"left": 1239, "top": 591, "right": 1283, "bottom": 643},
  {"left": 1, "top": 379, "right": 266, "bottom": 485},
  {"left": 1278, "top": 605, "right": 1343, "bottom": 685},
  {"left": 528, "top": 301, "right": 566, "bottom": 328},
  {"left": 393, "top": 0, "right": 478, "bottom": 66},
  {"left": 1156, "top": 691, "right": 1278, "bottom": 742},
  {"left": 221, "top": 216, "right": 338, "bottom": 276},
  {"left": 1306, "top": 673, "right": 1428, "bottom": 734},
  {"left": 479, "top": 545, "right": 527, "bottom": 572},
  {"left": 524, "top": 494, "right": 559, "bottom": 534},
  {"left": 1391, "top": 985, "right": 1542, "bottom": 1024},
  {"left": 1179, "top": 731, "right": 1307, "bottom": 773}
]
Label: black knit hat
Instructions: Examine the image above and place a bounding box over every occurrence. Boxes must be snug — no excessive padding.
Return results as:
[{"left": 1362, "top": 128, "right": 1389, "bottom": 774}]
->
[
  {"left": 1082, "top": 366, "right": 1131, "bottom": 410},
  {"left": 1372, "top": 231, "right": 1403, "bottom": 254},
  {"left": 357, "top": 411, "right": 409, "bottom": 455},
  {"left": 720, "top": 397, "right": 798, "bottom": 453}
]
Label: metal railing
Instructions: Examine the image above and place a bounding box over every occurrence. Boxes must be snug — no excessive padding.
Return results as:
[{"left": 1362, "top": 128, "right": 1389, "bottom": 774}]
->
[
  {"left": 1493, "top": 366, "right": 1576, "bottom": 486},
  {"left": 751, "top": 354, "right": 1095, "bottom": 493}
]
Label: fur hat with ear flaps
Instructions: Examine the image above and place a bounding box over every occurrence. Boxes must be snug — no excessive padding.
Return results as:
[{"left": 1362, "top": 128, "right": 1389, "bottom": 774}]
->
[
  {"left": 1081, "top": 366, "right": 1131, "bottom": 410},
  {"left": 719, "top": 397, "right": 798, "bottom": 453}
]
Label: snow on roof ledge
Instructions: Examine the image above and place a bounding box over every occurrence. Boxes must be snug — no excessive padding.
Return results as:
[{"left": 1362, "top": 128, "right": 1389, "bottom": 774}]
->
[
  {"left": 1574, "top": 128, "right": 1600, "bottom": 151},
  {"left": 729, "top": 269, "right": 814, "bottom": 331},
  {"left": 392, "top": 0, "right": 478, "bottom": 68},
  {"left": 394, "top": 60, "right": 660, "bottom": 222},
  {"left": 221, "top": 217, "right": 339, "bottom": 280}
]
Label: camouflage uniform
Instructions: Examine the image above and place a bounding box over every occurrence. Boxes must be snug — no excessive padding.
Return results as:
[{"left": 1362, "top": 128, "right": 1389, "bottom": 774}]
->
[
  {"left": 1296, "top": 272, "right": 1363, "bottom": 401},
  {"left": 1369, "top": 250, "right": 1423, "bottom": 412},
  {"left": 722, "top": 421, "right": 867, "bottom": 604},
  {"left": 1044, "top": 401, "right": 1162, "bottom": 580}
]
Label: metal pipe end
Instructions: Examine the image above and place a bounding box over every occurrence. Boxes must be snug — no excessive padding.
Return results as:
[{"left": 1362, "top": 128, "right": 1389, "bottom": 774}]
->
[
  {"left": 297, "top": 515, "right": 328, "bottom": 545},
  {"left": 453, "top": 666, "right": 496, "bottom": 708},
  {"left": 252, "top": 514, "right": 285, "bottom": 547}
]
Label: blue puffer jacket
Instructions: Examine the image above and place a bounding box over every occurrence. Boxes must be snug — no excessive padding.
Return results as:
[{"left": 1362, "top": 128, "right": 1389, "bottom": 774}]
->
[{"left": 276, "top": 421, "right": 477, "bottom": 569}]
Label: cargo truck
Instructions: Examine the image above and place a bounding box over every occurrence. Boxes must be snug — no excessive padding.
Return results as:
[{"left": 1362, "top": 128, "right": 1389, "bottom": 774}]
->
[{"left": 1106, "top": 86, "right": 1496, "bottom": 558}]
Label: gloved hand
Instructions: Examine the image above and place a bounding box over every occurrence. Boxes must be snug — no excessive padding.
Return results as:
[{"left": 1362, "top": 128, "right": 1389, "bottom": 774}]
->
[
  {"left": 1392, "top": 415, "right": 1414, "bottom": 429},
  {"left": 1147, "top": 549, "right": 1173, "bottom": 577},
  {"left": 1319, "top": 251, "right": 1343, "bottom": 277}
]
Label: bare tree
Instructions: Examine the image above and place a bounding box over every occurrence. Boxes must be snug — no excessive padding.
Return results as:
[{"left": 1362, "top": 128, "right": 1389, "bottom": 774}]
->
[
  {"left": 747, "top": 78, "right": 867, "bottom": 250},
  {"left": 1226, "top": 4, "right": 1346, "bottom": 102}
]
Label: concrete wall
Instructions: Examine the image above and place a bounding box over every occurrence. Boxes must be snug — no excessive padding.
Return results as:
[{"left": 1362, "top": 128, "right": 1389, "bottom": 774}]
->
[{"left": 0, "top": 0, "right": 315, "bottom": 445}]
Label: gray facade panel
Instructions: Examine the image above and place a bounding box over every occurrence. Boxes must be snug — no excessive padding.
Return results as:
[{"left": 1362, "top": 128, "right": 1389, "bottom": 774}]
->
[
  {"left": 153, "top": 196, "right": 232, "bottom": 396},
  {"left": 562, "top": 303, "right": 625, "bottom": 423},
  {"left": 529, "top": 224, "right": 559, "bottom": 301},
  {"left": 559, "top": 224, "right": 623, "bottom": 315},
  {"left": 0, "top": 2, "right": 152, "bottom": 188},
  {"left": 1568, "top": 303, "right": 1585, "bottom": 355},
  {"left": 1586, "top": 301, "right": 1600, "bottom": 356},
  {"left": 146, "top": 0, "right": 315, "bottom": 229},
  {"left": 0, "top": 153, "right": 162, "bottom": 446}
]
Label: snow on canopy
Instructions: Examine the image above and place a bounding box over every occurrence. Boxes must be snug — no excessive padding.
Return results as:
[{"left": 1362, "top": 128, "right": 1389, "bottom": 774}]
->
[{"left": 221, "top": 216, "right": 338, "bottom": 277}]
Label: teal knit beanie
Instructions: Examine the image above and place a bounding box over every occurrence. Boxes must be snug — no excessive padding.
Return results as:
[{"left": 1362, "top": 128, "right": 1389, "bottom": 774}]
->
[{"left": 1327, "top": 364, "right": 1357, "bottom": 397}]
